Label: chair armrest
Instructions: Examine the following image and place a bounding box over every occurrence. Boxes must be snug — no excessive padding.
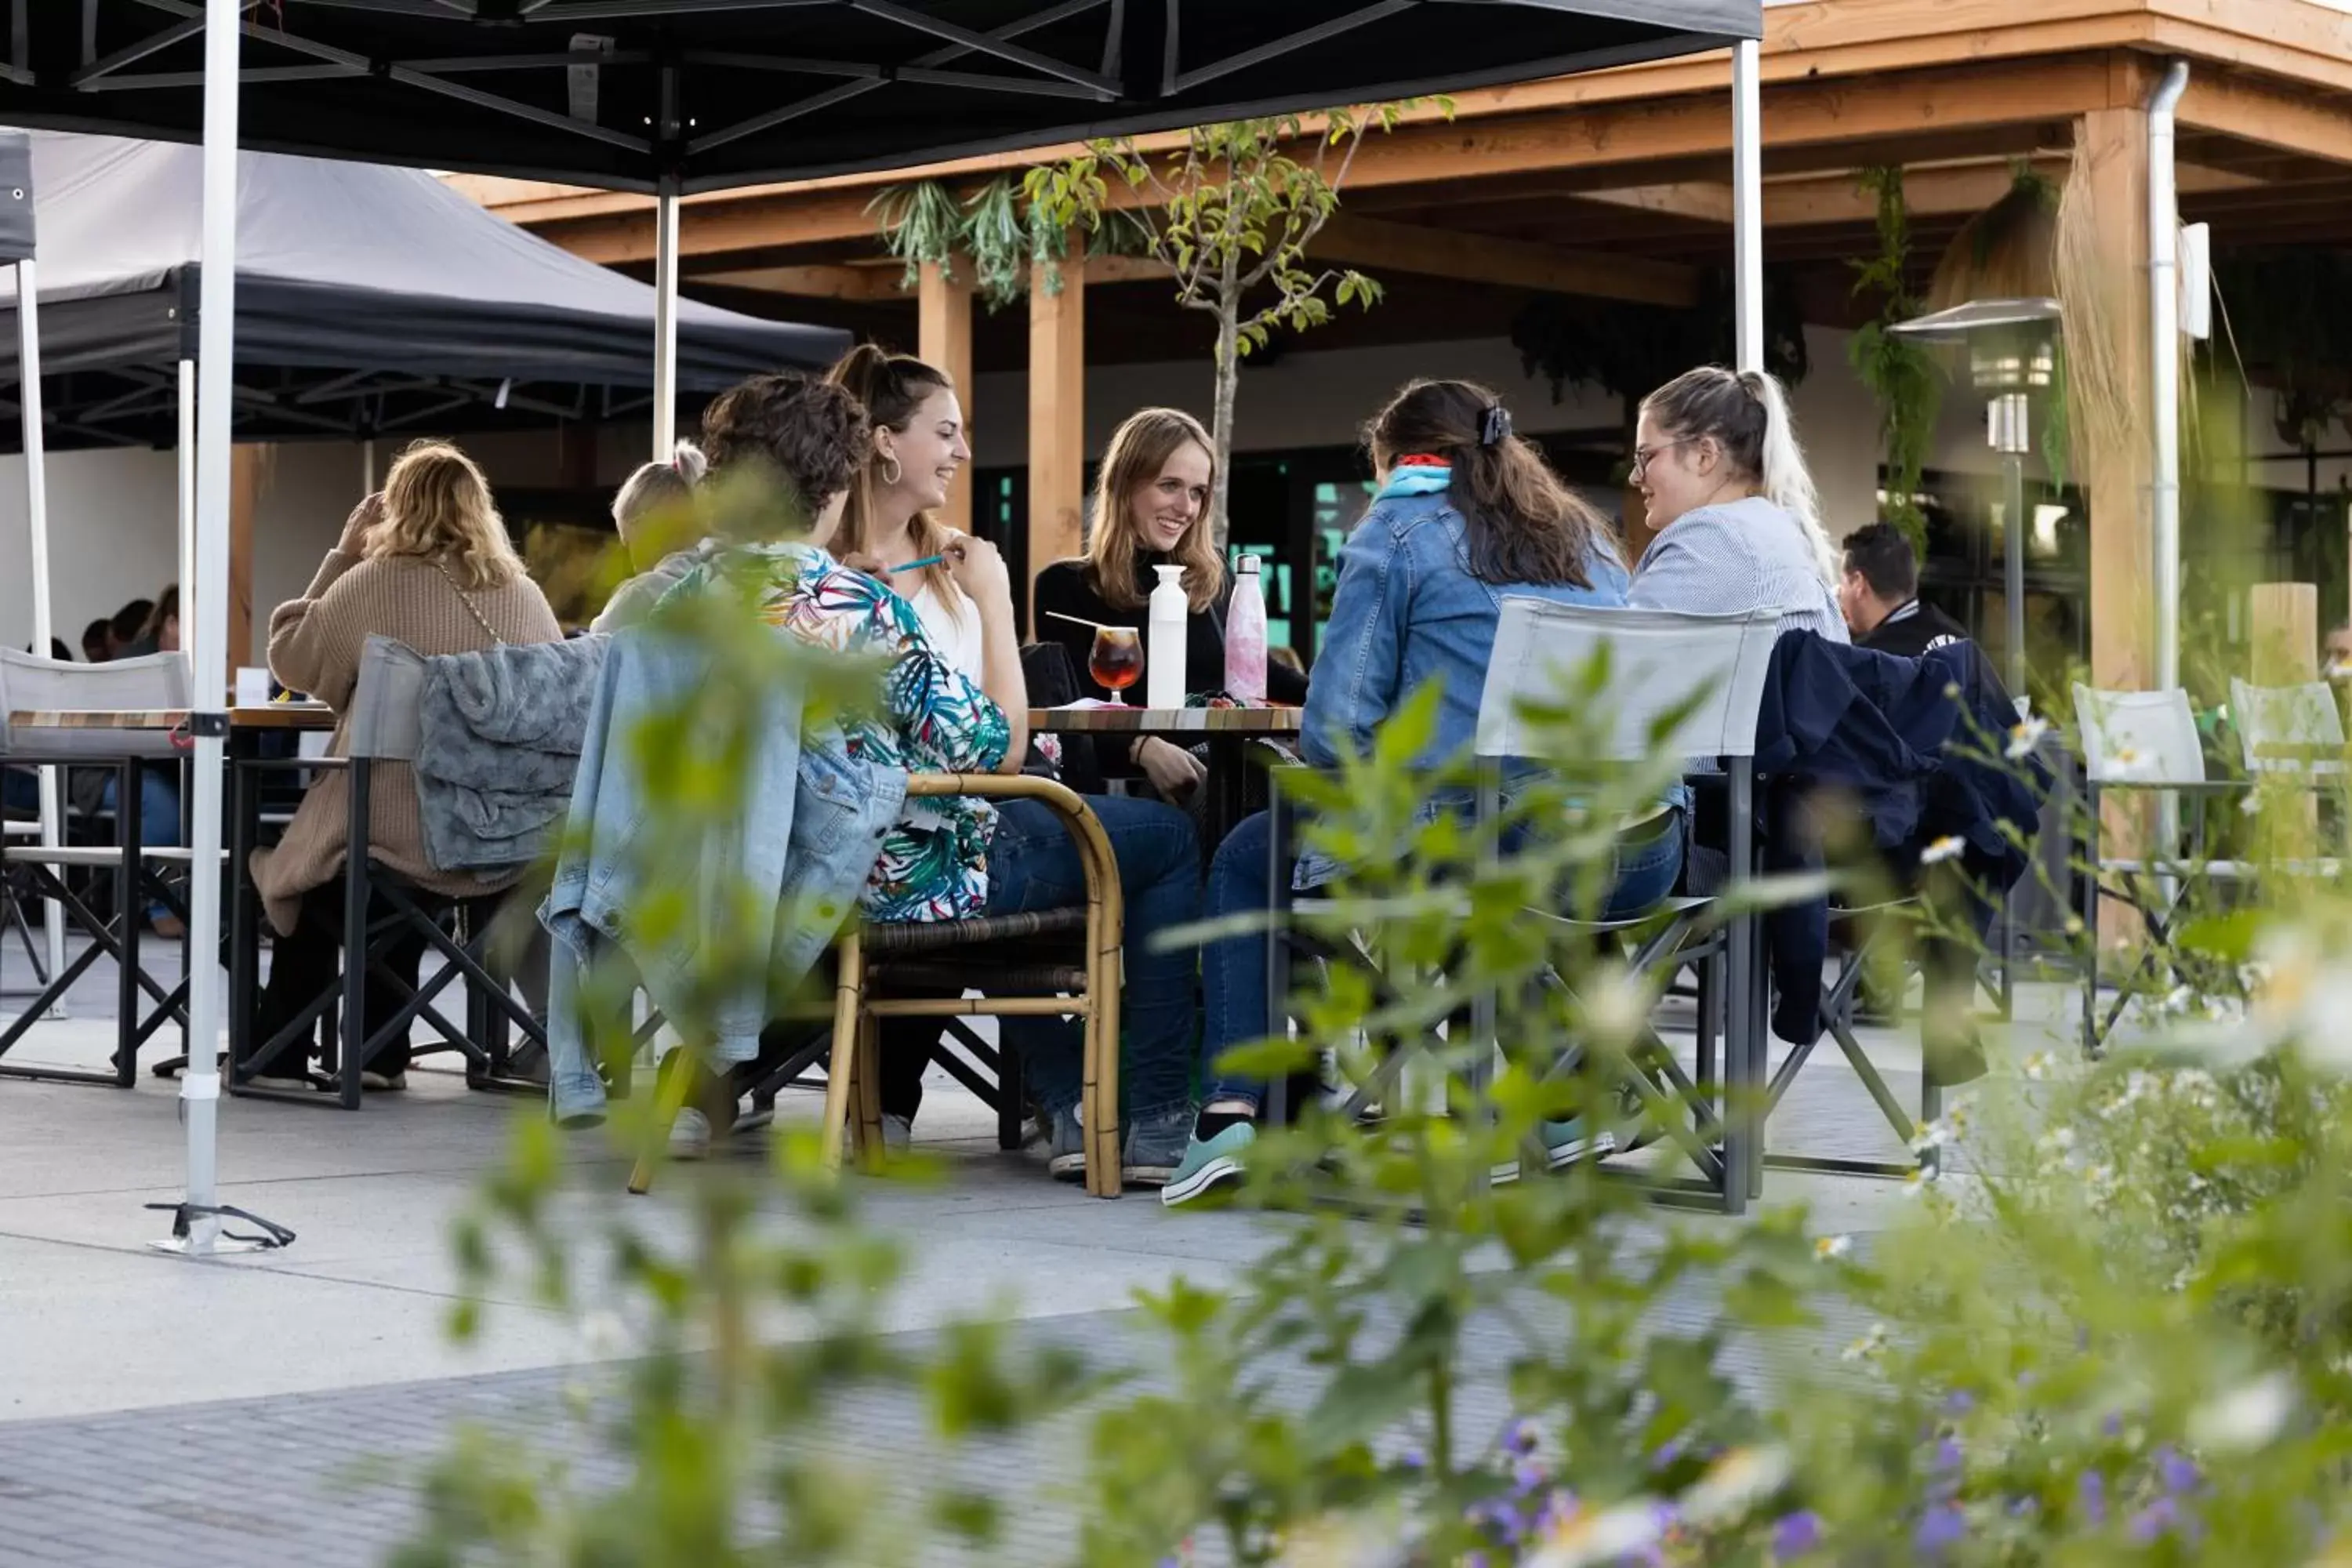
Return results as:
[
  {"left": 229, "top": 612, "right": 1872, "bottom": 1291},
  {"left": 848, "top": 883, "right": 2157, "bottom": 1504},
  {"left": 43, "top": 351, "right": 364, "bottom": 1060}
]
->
[{"left": 902, "top": 773, "right": 1123, "bottom": 937}]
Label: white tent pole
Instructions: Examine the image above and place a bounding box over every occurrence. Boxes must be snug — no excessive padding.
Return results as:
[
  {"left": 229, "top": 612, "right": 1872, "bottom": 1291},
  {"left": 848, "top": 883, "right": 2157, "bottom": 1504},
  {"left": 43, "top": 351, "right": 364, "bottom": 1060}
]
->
[
  {"left": 652, "top": 186, "right": 679, "bottom": 459},
  {"left": 161, "top": 0, "right": 241, "bottom": 1259},
  {"left": 2148, "top": 60, "right": 2189, "bottom": 695},
  {"left": 361, "top": 437, "right": 376, "bottom": 495},
  {"left": 177, "top": 358, "right": 196, "bottom": 600},
  {"left": 17, "top": 256, "right": 67, "bottom": 995},
  {"left": 1730, "top": 38, "right": 1764, "bottom": 374}
]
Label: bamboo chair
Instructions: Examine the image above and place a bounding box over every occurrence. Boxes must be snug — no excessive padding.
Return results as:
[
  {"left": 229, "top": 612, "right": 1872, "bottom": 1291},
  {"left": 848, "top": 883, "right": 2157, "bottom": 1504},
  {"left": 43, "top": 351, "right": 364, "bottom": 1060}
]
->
[{"left": 630, "top": 771, "right": 1127, "bottom": 1198}]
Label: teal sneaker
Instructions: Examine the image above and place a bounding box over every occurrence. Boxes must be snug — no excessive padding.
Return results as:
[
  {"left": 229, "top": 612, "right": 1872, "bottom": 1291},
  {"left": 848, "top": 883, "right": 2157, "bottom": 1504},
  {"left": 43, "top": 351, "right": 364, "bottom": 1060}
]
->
[
  {"left": 1160, "top": 1123, "right": 1256, "bottom": 1207},
  {"left": 1541, "top": 1117, "right": 1616, "bottom": 1171}
]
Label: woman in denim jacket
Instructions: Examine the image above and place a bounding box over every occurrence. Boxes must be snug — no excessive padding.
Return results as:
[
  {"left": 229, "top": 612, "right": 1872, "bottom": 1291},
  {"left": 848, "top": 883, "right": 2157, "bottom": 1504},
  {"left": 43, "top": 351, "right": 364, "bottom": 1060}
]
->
[{"left": 1163, "top": 379, "right": 1684, "bottom": 1207}]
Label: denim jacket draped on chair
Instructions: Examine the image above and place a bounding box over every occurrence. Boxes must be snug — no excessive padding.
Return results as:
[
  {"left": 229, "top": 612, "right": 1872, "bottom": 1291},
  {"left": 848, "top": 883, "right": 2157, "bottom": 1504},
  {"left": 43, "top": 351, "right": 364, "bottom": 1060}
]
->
[
  {"left": 539, "top": 626, "right": 906, "bottom": 1124},
  {"left": 1293, "top": 483, "right": 1633, "bottom": 890}
]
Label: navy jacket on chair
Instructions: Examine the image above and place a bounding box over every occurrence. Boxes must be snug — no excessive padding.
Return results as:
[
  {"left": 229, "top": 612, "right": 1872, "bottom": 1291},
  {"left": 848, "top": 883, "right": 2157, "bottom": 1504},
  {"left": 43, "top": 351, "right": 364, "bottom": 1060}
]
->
[{"left": 1750, "top": 632, "right": 2048, "bottom": 1044}]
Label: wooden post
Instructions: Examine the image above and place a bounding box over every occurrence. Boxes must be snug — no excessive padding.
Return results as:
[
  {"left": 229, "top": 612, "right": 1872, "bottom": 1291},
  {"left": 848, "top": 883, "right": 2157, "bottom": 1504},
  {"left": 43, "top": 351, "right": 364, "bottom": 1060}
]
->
[
  {"left": 1027, "top": 234, "right": 1086, "bottom": 612},
  {"left": 228, "top": 443, "right": 270, "bottom": 672},
  {"left": 919, "top": 260, "right": 975, "bottom": 537},
  {"left": 2249, "top": 583, "right": 2318, "bottom": 686},
  {"left": 2073, "top": 100, "right": 2155, "bottom": 946}
]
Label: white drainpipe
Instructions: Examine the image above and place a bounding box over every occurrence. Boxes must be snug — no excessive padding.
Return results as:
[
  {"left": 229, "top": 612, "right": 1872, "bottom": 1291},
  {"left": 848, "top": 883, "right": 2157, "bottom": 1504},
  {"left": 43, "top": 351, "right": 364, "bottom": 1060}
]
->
[{"left": 2149, "top": 60, "right": 2190, "bottom": 695}]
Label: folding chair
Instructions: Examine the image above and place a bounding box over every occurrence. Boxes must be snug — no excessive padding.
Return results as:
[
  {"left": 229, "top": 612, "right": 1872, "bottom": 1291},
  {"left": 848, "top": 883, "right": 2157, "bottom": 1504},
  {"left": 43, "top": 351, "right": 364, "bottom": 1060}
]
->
[
  {"left": 0, "top": 649, "right": 200, "bottom": 1087},
  {"left": 232, "top": 637, "right": 550, "bottom": 1108},
  {"left": 2228, "top": 677, "right": 2347, "bottom": 790},
  {"left": 630, "top": 772, "right": 1125, "bottom": 1199},
  {"left": 2073, "top": 684, "right": 2244, "bottom": 1054},
  {"left": 1265, "top": 602, "right": 1779, "bottom": 1216}
]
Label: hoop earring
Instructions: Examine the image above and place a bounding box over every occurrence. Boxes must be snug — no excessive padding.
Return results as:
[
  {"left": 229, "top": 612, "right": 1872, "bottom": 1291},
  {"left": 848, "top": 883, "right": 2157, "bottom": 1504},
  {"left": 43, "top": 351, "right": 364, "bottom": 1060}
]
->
[{"left": 880, "top": 455, "right": 902, "bottom": 487}]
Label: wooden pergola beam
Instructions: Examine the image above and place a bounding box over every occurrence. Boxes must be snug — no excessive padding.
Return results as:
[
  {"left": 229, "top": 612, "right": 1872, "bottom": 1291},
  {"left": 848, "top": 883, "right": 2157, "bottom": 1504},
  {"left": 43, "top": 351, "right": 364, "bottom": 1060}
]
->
[
  {"left": 1309, "top": 214, "right": 1698, "bottom": 308},
  {"left": 2176, "top": 68, "right": 2352, "bottom": 168},
  {"left": 691, "top": 263, "right": 904, "bottom": 300},
  {"left": 510, "top": 55, "right": 2129, "bottom": 267}
]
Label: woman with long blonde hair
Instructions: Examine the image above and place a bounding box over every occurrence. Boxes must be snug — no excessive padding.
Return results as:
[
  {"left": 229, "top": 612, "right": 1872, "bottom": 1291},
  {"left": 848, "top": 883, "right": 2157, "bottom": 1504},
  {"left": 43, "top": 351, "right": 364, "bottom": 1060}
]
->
[
  {"left": 1032, "top": 407, "right": 1308, "bottom": 798},
  {"left": 244, "top": 438, "right": 561, "bottom": 1093}
]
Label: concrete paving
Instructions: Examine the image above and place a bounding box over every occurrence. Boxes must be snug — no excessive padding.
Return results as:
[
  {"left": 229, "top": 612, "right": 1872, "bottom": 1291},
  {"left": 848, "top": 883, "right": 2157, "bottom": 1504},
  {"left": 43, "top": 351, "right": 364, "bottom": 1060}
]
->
[{"left": 0, "top": 932, "right": 2082, "bottom": 1563}]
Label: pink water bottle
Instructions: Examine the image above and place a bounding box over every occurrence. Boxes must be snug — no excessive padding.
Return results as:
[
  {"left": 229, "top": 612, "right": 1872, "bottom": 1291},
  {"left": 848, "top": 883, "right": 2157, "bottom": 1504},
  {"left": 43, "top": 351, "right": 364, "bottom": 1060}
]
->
[{"left": 1225, "top": 554, "right": 1269, "bottom": 704}]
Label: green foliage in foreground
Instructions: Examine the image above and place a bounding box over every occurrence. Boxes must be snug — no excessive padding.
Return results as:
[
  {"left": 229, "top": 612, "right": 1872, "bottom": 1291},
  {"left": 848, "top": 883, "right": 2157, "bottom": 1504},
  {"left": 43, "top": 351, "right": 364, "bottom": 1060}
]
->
[{"left": 393, "top": 520, "right": 2352, "bottom": 1564}]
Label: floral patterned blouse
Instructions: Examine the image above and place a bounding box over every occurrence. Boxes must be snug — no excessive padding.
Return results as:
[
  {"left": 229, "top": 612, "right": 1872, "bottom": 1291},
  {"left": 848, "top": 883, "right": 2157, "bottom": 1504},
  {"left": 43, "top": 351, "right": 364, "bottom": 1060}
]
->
[{"left": 665, "top": 541, "right": 1011, "bottom": 922}]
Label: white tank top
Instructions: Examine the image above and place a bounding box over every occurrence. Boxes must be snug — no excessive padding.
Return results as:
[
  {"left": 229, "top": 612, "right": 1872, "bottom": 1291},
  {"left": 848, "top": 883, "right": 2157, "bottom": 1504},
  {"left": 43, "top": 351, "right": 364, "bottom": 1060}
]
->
[{"left": 903, "top": 577, "right": 984, "bottom": 678}]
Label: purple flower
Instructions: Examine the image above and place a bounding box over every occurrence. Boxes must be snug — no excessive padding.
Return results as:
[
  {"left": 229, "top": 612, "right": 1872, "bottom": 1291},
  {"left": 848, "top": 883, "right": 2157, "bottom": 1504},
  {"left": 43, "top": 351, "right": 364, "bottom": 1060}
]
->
[
  {"left": 1772, "top": 1509, "right": 1824, "bottom": 1559},
  {"left": 1649, "top": 1434, "right": 1690, "bottom": 1472},
  {"left": 2102, "top": 1412, "right": 2123, "bottom": 1438},
  {"left": 1932, "top": 1437, "right": 1964, "bottom": 1474},
  {"left": 1465, "top": 1555, "right": 1487, "bottom": 1568},
  {"left": 2077, "top": 1470, "right": 2107, "bottom": 1526},
  {"left": 2154, "top": 1444, "right": 2200, "bottom": 1495},
  {"left": 1399, "top": 1446, "right": 1426, "bottom": 1472},
  {"left": 1504, "top": 1419, "right": 1539, "bottom": 1457},
  {"left": 1914, "top": 1502, "right": 1966, "bottom": 1555},
  {"left": 1944, "top": 1390, "right": 1976, "bottom": 1417},
  {"left": 1512, "top": 1458, "right": 1547, "bottom": 1496},
  {"left": 2129, "top": 1496, "right": 2180, "bottom": 1544}
]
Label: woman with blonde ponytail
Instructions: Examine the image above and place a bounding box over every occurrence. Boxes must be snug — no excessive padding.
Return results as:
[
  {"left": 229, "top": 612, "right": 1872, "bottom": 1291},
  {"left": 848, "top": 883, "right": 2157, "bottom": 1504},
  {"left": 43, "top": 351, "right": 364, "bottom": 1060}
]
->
[{"left": 1624, "top": 365, "right": 1846, "bottom": 641}]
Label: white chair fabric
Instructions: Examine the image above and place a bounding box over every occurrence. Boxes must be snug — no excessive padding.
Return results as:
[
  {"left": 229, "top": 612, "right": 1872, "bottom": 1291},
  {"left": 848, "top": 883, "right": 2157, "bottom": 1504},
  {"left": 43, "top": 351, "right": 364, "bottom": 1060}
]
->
[
  {"left": 0, "top": 648, "right": 191, "bottom": 760},
  {"left": 2070, "top": 684, "right": 2205, "bottom": 787},
  {"left": 1475, "top": 601, "right": 1780, "bottom": 764},
  {"left": 2227, "top": 678, "right": 2347, "bottom": 777}
]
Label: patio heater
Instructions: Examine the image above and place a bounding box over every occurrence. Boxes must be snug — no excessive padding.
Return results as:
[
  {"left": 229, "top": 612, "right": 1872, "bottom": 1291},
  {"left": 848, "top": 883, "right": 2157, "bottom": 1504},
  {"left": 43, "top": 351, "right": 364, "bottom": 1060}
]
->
[{"left": 1889, "top": 296, "right": 2064, "bottom": 710}]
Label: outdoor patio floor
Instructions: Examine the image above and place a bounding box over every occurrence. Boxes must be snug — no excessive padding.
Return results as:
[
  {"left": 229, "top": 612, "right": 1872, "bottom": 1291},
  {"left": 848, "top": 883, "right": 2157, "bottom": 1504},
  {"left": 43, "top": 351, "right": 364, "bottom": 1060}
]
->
[{"left": 0, "top": 935, "right": 2087, "bottom": 1565}]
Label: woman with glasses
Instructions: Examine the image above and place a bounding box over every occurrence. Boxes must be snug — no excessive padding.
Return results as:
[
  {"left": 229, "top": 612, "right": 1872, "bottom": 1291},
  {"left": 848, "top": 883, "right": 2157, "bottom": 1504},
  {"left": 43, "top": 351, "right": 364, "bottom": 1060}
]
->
[{"left": 1624, "top": 365, "right": 1845, "bottom": 641}]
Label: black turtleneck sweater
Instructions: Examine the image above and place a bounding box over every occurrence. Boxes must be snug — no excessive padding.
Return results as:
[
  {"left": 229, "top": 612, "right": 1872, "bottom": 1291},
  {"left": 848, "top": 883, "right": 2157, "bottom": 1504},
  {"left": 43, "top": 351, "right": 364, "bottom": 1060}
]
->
[{"left": 1030, "top": 557, "right": 1310, "bottom": 706}]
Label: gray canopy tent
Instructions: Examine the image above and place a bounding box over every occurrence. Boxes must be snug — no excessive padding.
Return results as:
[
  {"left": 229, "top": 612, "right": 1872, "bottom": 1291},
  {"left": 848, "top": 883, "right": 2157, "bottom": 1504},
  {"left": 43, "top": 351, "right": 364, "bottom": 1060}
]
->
[
  {"left": 0, "top": 0, "right": 1772, "bottom": 1256},
  {"left": 0, "top": 129, "right": 845, "bottom": 452}
]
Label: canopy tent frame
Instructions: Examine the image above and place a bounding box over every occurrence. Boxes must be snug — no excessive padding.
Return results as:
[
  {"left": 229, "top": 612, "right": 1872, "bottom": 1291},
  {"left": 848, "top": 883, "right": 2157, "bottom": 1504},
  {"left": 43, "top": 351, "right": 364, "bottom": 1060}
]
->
[
  {"left": 0, "top": 0, "right": 1768, "bottom": 1256},
  {"left": 0, "top": 2, "right": 1760, "bottom": 192}
]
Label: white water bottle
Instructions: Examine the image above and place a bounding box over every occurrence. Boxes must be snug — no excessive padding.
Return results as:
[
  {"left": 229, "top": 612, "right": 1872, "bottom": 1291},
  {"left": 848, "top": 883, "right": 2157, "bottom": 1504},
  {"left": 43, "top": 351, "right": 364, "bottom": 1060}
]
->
[
  {"left": 1146, "top": 563, "right": 1189, "bottom": 710},
  {"left": 1225, "top": 554, "right": 1269, "bottom": 704}
]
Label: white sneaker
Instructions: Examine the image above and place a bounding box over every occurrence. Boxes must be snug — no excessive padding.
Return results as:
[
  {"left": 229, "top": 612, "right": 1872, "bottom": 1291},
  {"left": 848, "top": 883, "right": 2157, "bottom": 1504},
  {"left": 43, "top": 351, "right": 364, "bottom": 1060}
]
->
[
  {"left": 668, "top": 1107, "right": 713, "bottom": 1160},
  {"left": 361, "top": 1070, "right": 407, "bottom": 1092},
  {"left": 245, "top": 1073, "right": 312, "bottom": 1094}
]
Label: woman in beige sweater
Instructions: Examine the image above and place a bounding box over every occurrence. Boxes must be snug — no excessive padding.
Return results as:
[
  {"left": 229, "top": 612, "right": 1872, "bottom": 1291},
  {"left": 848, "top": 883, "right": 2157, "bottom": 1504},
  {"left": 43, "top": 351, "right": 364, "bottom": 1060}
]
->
[{"left": 245, "top": 440, "right": 562, "bottom": 1091}]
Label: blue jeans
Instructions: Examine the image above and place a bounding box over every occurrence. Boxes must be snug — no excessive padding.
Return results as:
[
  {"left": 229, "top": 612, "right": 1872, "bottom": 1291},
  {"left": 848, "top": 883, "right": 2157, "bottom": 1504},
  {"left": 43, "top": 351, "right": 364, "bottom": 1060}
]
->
[
  {"left": 989, "top": 793, "right": 1200, "bottom": 1122},
  {"left": 100, "top": 768, "right": 183, "bottom": 924},
  {"left": 1200, "top": 805, "right": 1686, "bottom": 1111}
]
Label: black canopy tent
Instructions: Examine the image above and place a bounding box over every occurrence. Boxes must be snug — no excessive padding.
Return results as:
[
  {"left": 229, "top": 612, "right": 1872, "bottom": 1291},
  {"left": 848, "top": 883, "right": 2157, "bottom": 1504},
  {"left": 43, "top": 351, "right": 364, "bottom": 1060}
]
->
[
  {"left": 0, "top": 0, "right": 1769, "bottom": 1252},
  {"left": 0, "top": 2, "right": 1762, "bottom": 193},
  {"left": 0, "top": 131, "right": 845, "bottom": 452}
]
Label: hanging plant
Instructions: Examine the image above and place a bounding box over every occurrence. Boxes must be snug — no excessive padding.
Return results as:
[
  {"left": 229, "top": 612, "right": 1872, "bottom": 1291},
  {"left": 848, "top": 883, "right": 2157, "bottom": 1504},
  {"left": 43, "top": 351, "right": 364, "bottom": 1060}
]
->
[
  {"left": 868, "top": 179, "right": 964, "bottom": 290},
  {"left": 1846, "top": 165, "right": 1942, "bottom": 554}
]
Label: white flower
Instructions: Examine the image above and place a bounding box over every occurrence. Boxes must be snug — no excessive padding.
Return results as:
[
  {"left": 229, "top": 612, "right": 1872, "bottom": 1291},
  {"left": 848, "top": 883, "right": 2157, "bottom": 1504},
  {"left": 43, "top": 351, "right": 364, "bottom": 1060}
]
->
[
  {"left": 1901, "top": 1166, "right": 1940, "bottom": 1198},
  {"left": 1528, "top": 1501, "right": 1666, "bottom": 1568},
  {"left": 2022, "top": 1051, "right": 2052, "bottom": 1081},
  {"left": 1842, "top": 1323, "right": 1889, "bottom": 1363},
  {"left": 2063, "top": 913, "right": 2086, "bottom": 936},
  {"left": 1581, "top": 960, "right": 1648, "bottom": 1047},
  {"left": 2242, "top": 791, "right": 2264, "bottom": 815},
  {"left": 2108, "top": 744, "right": 2149, "bottom": 779},
  {"left": 1910, "top": 1119, "right": 1953, "bottom": 1152},
  {"left": 2035, "top": 1125, "right": 2075, "bottom": 1156},
  {"left": 2189, "top": 1373, "right": 2295, "bottom": 1454},
  {"left": 1814, "top": 1234, "right": 1853, "bottom": 1261},
  {"left": 1677, "top": 1446, "right": 1791, "bottom": 1527},
  {"left": 1920, "top": 834, "right": 1965, "bottom": 866},
  {"left": 2005, "top": 715, "right": 2050, "bottom": 760}
]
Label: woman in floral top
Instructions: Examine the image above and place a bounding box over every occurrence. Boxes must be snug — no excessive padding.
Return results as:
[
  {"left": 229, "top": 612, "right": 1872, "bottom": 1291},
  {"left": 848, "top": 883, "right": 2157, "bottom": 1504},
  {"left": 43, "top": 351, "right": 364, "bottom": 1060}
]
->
[{"left": 661, "top": 372, "right": 1203, "bottom": 1186}]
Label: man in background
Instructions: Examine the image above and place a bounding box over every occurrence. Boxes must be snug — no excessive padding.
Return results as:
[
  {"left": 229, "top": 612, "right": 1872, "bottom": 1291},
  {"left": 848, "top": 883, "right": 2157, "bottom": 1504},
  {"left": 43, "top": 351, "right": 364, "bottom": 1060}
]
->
[
  {"left": 103, "top": 597, "right": 154, "bottom": 661},
  {"left": 80, "top": 619, "right": 114, "bottom": 662},
  {"left": 1838, "top": 522, "right": 1969, "bottom": 656}
]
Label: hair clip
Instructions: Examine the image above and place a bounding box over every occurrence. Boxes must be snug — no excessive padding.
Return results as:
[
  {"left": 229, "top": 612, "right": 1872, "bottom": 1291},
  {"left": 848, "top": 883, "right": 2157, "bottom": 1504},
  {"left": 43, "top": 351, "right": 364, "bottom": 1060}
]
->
[{"left": 1480, "top": 403, "right": 1512, "bottom": 446}]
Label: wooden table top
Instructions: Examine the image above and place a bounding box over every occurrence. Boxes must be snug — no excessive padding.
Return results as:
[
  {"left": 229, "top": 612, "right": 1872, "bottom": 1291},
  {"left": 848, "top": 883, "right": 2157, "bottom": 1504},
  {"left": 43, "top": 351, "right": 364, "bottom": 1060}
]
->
[
  {"left": 6, "top": 703, "right": 336, "bottom": 732},
  {"left": 1025, "top": 704, "right": 1301, "bottom": 735}
]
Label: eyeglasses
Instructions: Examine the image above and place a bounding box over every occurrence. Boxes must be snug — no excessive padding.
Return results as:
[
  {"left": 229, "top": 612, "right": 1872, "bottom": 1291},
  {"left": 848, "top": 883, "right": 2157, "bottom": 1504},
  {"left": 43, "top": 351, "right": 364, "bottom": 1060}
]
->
[{"left": 1629, "top": 436, "right": 1694, "bottom": 480}]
